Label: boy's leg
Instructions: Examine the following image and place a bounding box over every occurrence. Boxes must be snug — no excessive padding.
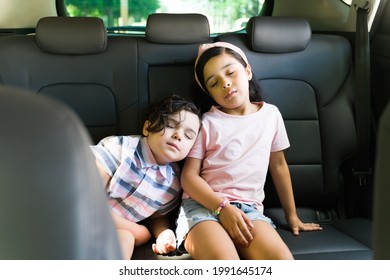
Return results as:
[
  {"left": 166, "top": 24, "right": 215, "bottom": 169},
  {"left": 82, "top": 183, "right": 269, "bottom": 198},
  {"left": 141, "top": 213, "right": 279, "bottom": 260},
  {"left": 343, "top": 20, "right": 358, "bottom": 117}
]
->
[
  {"left": 184, "top": 221, "right": 240, "bottom": 260},
  {"left": 117, "top": 229, "right": 135, "bottom": 260},
  {"left": 236, "top": 220, "right": 294, "bottom": 260}
]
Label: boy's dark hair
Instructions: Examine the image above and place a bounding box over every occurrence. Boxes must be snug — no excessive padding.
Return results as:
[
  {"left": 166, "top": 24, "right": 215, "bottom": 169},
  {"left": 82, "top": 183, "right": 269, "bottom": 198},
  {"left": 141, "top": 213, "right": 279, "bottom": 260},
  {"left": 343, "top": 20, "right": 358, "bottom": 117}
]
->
[
  {"left": 194, "top": 47, "right": 263, "bottom": 107},
  {"left": 145, "top": 95, "right": 202, "bottom": 134}
]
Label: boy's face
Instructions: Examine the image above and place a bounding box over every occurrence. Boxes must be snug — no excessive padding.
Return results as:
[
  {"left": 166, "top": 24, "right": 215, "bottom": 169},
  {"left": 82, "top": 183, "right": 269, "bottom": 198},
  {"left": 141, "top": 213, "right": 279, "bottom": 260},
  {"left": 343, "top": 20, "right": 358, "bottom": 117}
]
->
[{"left": 143, "top": 110, "right": 200, "bottom": 165}]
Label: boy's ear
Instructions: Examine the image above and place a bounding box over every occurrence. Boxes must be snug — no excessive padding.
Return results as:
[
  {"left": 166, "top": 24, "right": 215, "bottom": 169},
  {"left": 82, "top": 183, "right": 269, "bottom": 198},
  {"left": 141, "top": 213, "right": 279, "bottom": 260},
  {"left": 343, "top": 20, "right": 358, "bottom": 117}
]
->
[{"left": 142, "top": 120, "right": 150, "bottom": 136}]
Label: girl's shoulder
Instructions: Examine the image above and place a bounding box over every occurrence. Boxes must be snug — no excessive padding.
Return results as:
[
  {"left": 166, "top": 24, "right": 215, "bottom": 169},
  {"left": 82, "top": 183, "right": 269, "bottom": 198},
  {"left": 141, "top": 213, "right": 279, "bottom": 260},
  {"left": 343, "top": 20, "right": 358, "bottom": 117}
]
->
[
  {"left": 258, "top": 102, "right": 282, "bottom": 115},
  {"left": 201, "top": 103, "right": 282, "bottom": 125}
]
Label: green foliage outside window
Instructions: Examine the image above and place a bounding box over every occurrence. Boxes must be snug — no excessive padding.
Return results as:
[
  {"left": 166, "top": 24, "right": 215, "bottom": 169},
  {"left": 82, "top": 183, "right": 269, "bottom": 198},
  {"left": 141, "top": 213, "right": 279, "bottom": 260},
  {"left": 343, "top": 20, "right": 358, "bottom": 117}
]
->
[
  {"left": 66, "top": 0, "right": 159, "bottom": 27},
  {"left": 65, "top": 0, "right": 263, "bottom": 34}
]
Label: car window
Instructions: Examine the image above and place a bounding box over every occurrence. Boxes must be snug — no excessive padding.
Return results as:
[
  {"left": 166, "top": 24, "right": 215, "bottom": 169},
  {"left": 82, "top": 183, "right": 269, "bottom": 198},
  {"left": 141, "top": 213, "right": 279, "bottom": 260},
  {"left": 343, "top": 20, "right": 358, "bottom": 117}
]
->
[
  {"left": 341, "top": 0, "right": 352, "bottom": 5},
  {"left": 65, "top": 0, "right": 265, "bottom": 34}
]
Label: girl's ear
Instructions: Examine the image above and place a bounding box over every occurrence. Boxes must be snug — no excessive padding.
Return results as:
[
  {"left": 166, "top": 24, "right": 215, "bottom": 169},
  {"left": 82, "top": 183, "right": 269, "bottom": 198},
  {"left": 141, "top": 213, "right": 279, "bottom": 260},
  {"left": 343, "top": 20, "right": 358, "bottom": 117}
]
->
[
  {"left": 142, "top": 120, "right": 150, "bottom": 136},
  {"left": 246, "top": 64, "right": 253, "bottom": 81}
]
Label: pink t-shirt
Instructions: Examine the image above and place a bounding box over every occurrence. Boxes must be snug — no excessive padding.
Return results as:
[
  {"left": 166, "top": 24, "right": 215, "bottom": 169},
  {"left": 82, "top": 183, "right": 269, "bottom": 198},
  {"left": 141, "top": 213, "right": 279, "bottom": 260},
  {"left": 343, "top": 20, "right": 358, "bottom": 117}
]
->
[{"left": 183, "top": 102, "right": 290, "bottom": 213}]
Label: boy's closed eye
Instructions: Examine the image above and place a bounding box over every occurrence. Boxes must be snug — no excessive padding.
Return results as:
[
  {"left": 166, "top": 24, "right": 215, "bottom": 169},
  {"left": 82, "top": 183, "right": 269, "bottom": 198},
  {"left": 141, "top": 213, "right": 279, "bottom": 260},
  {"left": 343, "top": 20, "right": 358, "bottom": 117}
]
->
[
  {"left": 166, "top": 118, "right": 198, "bottom": 140},
  {"left": 184, "top": 132, "right": 195, "bottom": 140}
]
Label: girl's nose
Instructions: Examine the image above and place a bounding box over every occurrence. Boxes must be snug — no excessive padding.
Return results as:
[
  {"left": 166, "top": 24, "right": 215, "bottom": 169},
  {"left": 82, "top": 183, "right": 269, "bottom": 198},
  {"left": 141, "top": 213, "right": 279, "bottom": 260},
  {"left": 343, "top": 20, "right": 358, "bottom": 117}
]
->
[{"left": 222, "top": 80, "right": 231, "bottom": 89}]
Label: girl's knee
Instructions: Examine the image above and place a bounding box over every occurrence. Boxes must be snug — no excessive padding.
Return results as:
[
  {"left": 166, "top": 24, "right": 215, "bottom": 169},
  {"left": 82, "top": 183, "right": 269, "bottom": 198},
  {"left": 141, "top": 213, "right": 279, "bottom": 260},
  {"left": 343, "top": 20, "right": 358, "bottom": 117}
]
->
[
  {"left": 273, "top": 247, "right": 294, "bottom": 260},
  {"left": 185, "top": 222, "right": 240, "bottom": 259},
  {"left": 262, "top": 240, "right": 294, "bottom": 260}
]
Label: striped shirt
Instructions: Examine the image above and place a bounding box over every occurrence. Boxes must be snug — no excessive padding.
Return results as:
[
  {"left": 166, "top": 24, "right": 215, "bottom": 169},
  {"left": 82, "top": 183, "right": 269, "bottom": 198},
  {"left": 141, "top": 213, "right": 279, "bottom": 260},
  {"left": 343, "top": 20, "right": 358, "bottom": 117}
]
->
[{"left": 91, "top": 135, "right": 181, "bottom": 222}]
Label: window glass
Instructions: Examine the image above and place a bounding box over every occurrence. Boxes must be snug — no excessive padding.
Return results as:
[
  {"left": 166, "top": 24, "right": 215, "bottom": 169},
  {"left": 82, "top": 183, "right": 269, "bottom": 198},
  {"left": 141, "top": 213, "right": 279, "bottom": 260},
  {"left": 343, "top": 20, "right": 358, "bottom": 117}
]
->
[
  {"left": 65, "top": 0, "right": 264, "bottom": 34},
  {"left": 341, "top": 0, "right": 352, "bottom": 5}
]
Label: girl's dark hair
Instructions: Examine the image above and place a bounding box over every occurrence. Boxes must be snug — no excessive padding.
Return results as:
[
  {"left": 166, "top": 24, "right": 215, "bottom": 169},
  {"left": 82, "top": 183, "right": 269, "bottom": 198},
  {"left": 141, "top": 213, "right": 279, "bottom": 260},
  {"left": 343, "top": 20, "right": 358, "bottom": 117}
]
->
[
  {"left": 194, "top": 47, "right": 262, "bottom": 106},
  {"left": 145, "top": 94, "right": 202, "bottom": 134}
]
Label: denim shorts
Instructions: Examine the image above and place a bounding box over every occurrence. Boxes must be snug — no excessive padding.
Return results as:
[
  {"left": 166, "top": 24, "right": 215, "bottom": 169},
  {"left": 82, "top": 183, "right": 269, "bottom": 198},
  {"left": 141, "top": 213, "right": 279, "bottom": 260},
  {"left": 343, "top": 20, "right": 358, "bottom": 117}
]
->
[{"left": 175, "top": 198, "right": 275, "bottom": 251}]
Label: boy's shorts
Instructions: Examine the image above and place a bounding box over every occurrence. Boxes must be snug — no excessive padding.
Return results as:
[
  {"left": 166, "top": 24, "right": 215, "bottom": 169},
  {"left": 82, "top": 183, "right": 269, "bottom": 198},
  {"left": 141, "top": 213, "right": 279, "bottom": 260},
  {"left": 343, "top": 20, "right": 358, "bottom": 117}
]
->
[{"left": 175, "top": 198, "right": 275, "bottom": 252}]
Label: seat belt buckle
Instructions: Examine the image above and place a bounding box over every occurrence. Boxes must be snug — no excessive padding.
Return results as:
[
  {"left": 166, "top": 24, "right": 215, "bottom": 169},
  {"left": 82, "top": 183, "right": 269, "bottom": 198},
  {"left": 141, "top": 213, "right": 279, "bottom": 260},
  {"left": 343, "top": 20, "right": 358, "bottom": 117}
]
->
[{"left": 352, "top": 168, "right": 373, "bottom": 186}]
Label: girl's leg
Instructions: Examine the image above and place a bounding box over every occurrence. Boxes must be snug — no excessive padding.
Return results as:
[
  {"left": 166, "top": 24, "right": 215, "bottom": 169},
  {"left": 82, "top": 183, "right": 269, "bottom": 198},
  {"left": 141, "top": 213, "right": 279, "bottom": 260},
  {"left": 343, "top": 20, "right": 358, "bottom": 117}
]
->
[
  {"left": 117, "top": 229, "right": 135, "bottom": 260},
  {"left": 237, "top": 220, "right": 294, "bottom": 260},
  {"left": 184, "top": 221, "right": 240, "bottom": 260}
]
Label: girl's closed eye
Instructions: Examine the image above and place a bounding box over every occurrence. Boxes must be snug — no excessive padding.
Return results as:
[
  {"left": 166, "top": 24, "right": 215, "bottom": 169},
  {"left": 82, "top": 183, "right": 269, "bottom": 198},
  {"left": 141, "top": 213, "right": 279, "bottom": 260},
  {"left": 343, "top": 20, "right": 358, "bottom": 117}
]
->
[
  {"left": 209, "top": 81, "right": 218, "bottom": 88},
  {"left": 227, "top": 70, "right": 235, "bottom": 76}
]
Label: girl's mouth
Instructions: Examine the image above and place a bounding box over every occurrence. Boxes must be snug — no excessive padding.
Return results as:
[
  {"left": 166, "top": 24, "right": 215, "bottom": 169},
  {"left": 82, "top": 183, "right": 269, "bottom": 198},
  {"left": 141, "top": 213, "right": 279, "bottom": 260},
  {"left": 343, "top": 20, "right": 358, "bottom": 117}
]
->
[{"left": 225, "top": 90, "right": 237, "bottom": 99}]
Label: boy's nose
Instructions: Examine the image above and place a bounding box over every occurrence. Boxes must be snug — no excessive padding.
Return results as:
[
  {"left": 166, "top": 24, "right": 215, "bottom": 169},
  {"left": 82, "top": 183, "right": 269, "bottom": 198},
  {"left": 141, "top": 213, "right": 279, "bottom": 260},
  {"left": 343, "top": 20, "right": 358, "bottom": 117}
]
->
[{"left": 173, "top": 133, "right": 181, "bottom": 141}]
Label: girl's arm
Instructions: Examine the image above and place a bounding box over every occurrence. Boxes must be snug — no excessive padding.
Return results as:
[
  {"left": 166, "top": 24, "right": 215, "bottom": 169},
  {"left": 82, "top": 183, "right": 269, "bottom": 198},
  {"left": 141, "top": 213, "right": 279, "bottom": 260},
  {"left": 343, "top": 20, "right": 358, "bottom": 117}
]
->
[
  {"left": 181, "top": 157, "right": 254, "bottom": 247},
  {"left": 181, "top": 157, "right": 223, "bottom": 210},
  {"left": 269, "top": 151, "right": 322, "bottom": 235}
]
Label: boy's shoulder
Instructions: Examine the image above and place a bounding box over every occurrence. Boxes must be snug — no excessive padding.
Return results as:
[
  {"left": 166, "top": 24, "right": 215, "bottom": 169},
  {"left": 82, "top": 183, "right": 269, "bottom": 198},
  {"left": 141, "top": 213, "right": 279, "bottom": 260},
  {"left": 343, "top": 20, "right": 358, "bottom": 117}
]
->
[{"left": 99, "top": 135, "right": 142, "bottom": 147}]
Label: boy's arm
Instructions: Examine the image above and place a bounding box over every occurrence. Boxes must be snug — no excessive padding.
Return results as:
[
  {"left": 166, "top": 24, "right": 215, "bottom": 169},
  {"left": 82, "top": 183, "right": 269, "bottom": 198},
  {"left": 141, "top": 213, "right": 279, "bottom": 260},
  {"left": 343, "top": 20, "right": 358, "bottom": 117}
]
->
[
  {"left": 95, "top": 159, "right": 152, "bottom": 245},
  {"left": 95, "top": 159, "right": 111, "bottom": 189},
  {"left": 269, "top": 150, "right": 322, "bottom": 235},
  {"left": 148, "top": 213, "right": 176, "bottom": 254},
  {"left": 111, "top": 213, "right": 152, "bottom": 246}
]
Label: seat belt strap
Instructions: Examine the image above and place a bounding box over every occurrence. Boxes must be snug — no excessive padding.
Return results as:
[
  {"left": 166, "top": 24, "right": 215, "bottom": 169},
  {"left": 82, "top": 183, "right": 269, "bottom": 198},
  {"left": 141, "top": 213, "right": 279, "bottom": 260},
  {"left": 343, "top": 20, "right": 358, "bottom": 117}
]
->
[{"left": 353, "top": 6, "right": 372, "bottom": 185}]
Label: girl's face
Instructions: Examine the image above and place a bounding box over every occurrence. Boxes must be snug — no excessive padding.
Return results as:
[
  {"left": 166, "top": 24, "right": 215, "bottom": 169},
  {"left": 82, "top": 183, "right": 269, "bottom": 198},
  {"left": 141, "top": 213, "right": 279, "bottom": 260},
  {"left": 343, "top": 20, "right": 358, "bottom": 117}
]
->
[
  {"left": 203, "top": 52, "right": 253, "bottom": 114},
  {"left": 143, "top": 110, "right": 200, "bottom": 165}
]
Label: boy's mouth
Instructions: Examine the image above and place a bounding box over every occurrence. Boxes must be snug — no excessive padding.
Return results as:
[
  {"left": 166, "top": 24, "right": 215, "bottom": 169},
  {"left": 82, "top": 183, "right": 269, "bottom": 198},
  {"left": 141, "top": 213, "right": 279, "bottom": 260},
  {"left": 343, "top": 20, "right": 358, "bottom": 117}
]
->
[{"left": 167, "top": 142, "right": 179, "bottom": 151}]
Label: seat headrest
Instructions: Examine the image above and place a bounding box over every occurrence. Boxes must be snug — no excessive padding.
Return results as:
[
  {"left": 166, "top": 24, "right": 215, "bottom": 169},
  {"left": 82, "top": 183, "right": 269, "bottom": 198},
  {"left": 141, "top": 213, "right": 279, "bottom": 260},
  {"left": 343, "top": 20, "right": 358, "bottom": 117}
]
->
[
  {"left": 0, "top": 85, "right": 122, "bottom": 259},
  {"left": 246, "top": 17, "right": 311, "bottom": 53},
  {"left": 36, "top": 17, "right": 107, "bottom": 55},
  {"left": 146, "top": 13, "right": 210, "bottom": 44}
]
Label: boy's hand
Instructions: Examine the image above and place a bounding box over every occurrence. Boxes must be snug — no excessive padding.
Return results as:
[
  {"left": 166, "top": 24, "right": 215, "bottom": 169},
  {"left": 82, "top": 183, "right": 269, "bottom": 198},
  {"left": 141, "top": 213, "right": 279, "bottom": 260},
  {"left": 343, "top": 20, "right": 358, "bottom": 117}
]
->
[{"left": 152, "top": 229, "right": 176, "bottom": 255}]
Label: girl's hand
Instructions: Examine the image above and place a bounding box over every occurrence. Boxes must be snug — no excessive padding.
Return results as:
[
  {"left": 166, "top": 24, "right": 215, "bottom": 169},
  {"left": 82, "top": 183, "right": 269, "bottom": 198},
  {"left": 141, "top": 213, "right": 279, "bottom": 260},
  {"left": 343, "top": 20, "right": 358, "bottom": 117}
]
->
[
  {"left": 218, "top": 204, "right": 254, "bottom": 248},
  {"left": 287, "top": 215, "right": 323, "bottom": 236},
  {"left": 152, "top": 229, "right": 176, "bottom": 255}
]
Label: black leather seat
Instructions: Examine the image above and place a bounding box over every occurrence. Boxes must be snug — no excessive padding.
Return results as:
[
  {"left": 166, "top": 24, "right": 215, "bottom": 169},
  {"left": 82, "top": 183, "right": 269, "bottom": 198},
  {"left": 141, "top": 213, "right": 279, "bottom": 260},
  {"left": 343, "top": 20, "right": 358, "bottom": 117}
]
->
[
  {"left": 137, "top": 13, "right": 213, "bottom": 125},
  {"left": 0, "top": 85, "right": 122, "bottom": 259},
  {"left": 373, "top": 102, "right": 390, "bottom": 259},
  {"left": 0, "top": 17, "right": 140, "bottom": 143}
]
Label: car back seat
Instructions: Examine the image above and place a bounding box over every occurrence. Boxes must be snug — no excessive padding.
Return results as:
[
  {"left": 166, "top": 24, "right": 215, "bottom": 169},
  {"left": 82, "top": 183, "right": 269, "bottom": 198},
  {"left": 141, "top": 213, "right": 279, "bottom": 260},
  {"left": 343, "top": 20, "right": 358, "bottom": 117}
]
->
[
  {"left": 218, "top": 16, "right": 372, "bottom": 259},
  {"left": 0, "top": 17, "right": 139, "bottom": 143},
  {"left": 0, "top": 13, "right": 373, "bottom": 260}
]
